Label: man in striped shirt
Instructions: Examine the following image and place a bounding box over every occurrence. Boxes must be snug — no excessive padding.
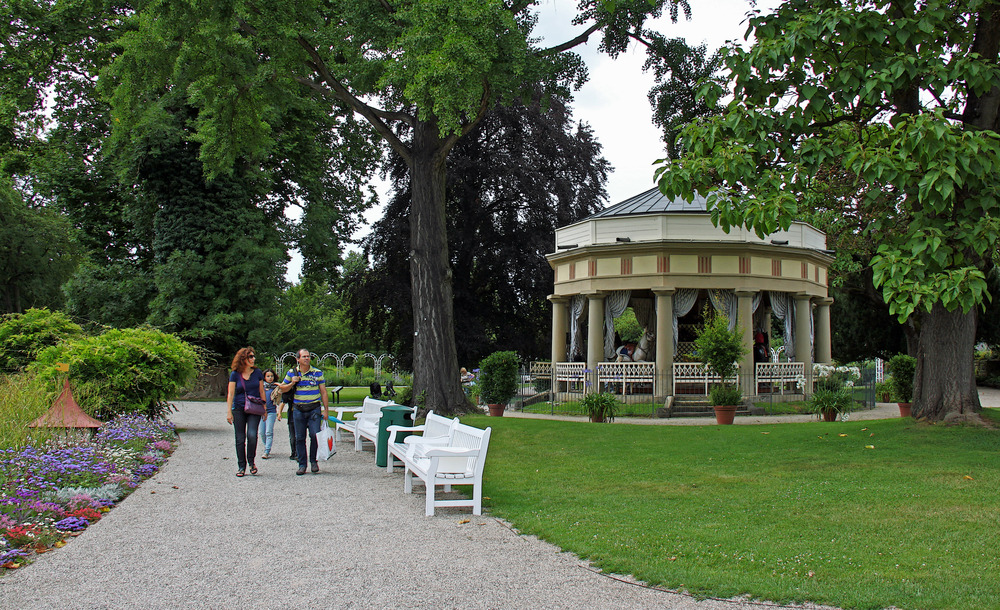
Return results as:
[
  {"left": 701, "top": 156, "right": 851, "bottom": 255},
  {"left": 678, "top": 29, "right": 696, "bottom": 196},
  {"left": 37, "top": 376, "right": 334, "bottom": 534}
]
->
[{"left": 278, "top": 349, "right": 330, "bottom": 475}]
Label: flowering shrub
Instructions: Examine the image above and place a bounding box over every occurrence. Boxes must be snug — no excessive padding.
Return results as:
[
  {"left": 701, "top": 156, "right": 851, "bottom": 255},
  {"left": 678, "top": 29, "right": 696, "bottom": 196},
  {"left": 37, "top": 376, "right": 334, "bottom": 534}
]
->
[{"left": 0, "top": 413, "right": 177, "bottom": 569}]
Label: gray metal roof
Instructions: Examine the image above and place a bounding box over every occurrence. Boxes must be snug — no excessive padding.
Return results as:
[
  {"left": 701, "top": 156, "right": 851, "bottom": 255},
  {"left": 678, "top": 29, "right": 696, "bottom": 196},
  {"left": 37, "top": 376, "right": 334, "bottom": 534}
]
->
[{"left": 587, "top": 187, "right": 709, "bottom": 219}]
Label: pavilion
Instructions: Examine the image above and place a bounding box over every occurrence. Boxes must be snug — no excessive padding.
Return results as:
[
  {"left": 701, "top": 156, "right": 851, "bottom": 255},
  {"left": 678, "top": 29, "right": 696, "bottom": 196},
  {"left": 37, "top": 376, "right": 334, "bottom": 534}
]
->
[{"left": 543, "top": 187, "right": 834, "bottom": 402}]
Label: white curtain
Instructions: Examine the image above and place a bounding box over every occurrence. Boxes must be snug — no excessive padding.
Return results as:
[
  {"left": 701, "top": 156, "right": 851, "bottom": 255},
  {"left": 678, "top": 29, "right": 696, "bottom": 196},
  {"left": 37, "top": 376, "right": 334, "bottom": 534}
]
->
[
  {"left": 569, "top": 296, "right": 587, "bottom": 360},
  {"left": 672, "top": 289, "right": 699, "bottom": 355},
  {"left": 631, "top": 298, "right": 655, "bottom": 361},
  {"left": 708, "top": 289, "right": 739, "bottom": 331},
  {"left": 769, "top": 291, "right": 795, "bottom": 360},
  {"left": 604, "top": 290, "right": 632, "bottom": 359}
]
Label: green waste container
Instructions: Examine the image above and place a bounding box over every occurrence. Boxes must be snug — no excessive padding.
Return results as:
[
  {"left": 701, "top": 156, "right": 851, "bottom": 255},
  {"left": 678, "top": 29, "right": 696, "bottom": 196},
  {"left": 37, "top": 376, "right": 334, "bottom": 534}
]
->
[{"left": 376, "top": 405, "right": 414, "bottom": 467}]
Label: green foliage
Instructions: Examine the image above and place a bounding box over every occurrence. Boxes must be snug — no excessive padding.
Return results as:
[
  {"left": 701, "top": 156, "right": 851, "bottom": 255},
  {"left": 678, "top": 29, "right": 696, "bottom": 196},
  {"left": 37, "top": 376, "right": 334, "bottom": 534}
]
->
[
  {"left": 709, "top": 383, "right": 743, "bottom": 407},
  {"left": 807, "top": 388, "right": 854, "bottom": 415},
  {"left": 0, "top": 308, "right": 84, "bottom": 373},
  {"left": 475, "top": 414, "right": 1000, "bottom": 609},
  {"left": 477, "top": 350, "right": 520, "bottom": 405},
  {"left": 656, "top": 0, "right": 1000, "bottom": 326},
  {"left": 0, "top": 186, "right": 84, "bottom": 314},
  {"left": 887, "top": 353, "right": 917, "bottom": 403},
  {"left": 0, "top": 373, "right": 58, "bottom": 450},
  {"left": 266, "top": 282, "right": 365, "bottom": 357},
  {"left": 30, "top": 327, "right": 199, "bottom": 418},
  {"left": 64, "top": 261, "right": 156, "bottom": 330},
  {"left": 579, "top": 391, "right": 620, "bottom": 422},
  {"left": 693, "top": 310, "right": 746, "bottom": 382},
  {"left": 613, "top": 308, "right": 642, "bottom": 344},
  {"left": 874, "top": 380, "right": 894, "bottom": 402}
]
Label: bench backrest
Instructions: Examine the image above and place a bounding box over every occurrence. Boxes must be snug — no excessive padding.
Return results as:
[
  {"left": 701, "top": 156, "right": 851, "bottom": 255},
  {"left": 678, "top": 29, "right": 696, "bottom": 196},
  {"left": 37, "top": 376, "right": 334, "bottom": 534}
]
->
[
  {"left": 361, "top": 397, "right": 394, "bottom": 416},
  {"left": 436, "top": 424, "right": 491, "bottom": 475},
  {"left": 423, "top": 411, "right": 459, "bottom": 438}
]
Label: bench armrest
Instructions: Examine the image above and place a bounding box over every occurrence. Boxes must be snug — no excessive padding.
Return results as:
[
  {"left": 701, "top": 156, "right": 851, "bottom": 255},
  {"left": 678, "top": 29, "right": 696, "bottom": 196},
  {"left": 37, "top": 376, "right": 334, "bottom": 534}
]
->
[
  {"left": 387, "top": 424, "right": 425, "bottom": 434},
  {"left": 423, "top": 446, "right": 479, "bottom": 458}
]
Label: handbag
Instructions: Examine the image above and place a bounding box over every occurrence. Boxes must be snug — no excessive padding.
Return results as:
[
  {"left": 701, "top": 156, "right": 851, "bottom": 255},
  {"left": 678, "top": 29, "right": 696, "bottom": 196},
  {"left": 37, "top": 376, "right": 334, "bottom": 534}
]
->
[
  {"left": 317, "top": 420, "right": 336, "bottom": 461},
  {"left": 239, "top": 374, "right": 267, "bottom": 416}
]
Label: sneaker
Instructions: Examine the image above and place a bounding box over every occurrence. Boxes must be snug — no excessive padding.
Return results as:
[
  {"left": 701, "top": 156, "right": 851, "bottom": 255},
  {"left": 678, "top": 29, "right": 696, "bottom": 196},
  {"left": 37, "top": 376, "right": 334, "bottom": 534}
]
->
[
  {"left": 311, "top": 462, "right": 319, "bottom": 474},
  {"left": 289, "top": 454, "right": 297, "bottom": 461},
  {"left": 296, "top": 467, "right": 306, "bottom": 476},
  {"left": 261, "top": 452, "right": 270, "bottom": 460}
]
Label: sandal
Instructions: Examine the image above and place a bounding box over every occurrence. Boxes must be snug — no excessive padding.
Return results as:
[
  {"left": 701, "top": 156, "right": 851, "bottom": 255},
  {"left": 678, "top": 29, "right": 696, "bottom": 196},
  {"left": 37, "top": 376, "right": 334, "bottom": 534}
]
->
[
  {"left": 236, "top": 469, "right": 245, "bottom": 477},
  {"left": 250, "top": 465, "right": 258, "bottom": 476}
]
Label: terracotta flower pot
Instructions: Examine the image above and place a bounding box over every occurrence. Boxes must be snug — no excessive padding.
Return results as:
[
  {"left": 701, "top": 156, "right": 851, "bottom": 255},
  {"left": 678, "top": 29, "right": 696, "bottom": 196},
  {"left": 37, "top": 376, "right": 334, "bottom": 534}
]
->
[
  {"left": 713, "top": 405, "right": 737, "bottom": 425},
  {"left": 487, "top": 404, "right": 505, "bottom": 417},
  {"left": 821, "top": 408, "right": 838, "bottom": 422},
  {"left": 589, "top": 413, "right": 606, "bottom": 423},
  {"left": 897, "top": 402, "right": 912, "bottom": 418}
]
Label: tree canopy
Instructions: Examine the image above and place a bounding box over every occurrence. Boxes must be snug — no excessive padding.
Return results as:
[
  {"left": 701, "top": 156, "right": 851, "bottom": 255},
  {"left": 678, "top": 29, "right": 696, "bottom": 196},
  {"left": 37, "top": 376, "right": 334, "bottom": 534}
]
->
[
  {"left": 107, "top": 0, "right": 692, "bottom": 414},
  {"left": 657, "top": 0, "right": 1000, "bottom": 421}
]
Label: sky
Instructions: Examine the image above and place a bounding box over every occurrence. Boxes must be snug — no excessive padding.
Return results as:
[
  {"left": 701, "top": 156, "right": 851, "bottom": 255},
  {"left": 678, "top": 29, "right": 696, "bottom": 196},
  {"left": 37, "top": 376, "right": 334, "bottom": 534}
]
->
[{"left": 285, "top": 0, "right": 778, "bottom": 282}]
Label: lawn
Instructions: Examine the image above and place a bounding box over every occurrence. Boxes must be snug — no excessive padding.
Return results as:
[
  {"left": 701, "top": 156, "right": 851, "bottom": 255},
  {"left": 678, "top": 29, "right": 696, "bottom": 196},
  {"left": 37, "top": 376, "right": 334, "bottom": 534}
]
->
[{"left": 462, "top": 410, "right": 1000, "bottom": 610}]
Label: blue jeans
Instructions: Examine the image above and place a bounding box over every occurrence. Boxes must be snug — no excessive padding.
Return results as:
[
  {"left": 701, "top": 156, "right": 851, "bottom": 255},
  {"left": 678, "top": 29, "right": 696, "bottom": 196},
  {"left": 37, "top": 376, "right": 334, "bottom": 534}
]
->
[
  {"left": 231, "top": 407, "right": 261, "bottom": 471},
  {"left": 258, "top": 412, "right": 277, "bottom": 454},
  {"left": 293, "top": 407, "right": 322, "bottom": 468}
]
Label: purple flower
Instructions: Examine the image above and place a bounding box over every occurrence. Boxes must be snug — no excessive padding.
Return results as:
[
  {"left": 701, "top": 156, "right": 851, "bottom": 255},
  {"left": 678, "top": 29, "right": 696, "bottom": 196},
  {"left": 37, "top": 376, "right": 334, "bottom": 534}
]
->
[{"left": 54, "top": 516, "right": 88, "bottom": 532}]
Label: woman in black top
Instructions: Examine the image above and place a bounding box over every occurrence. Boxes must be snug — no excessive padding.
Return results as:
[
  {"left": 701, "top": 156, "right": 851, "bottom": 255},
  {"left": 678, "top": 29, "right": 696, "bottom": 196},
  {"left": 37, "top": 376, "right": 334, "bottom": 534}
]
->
[{"left": 226, "top": 347, "right": 267, "bottom": 477}]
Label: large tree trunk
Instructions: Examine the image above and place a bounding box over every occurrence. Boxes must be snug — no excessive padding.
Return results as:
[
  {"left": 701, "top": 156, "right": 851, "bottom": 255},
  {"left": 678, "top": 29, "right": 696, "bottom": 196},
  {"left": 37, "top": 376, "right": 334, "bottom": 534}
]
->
[
  {"left": 913, "top": 304, "right": 982, "bottom": 421},
  {"left": 407, "top": 121, "right": 475, "bottom": 415}
]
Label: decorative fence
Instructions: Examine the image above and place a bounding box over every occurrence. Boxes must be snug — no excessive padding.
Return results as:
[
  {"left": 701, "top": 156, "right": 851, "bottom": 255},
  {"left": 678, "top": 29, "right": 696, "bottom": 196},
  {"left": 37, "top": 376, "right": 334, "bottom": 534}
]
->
[{"left": 262, "top": 351, "right": 400, "bottom": 383}]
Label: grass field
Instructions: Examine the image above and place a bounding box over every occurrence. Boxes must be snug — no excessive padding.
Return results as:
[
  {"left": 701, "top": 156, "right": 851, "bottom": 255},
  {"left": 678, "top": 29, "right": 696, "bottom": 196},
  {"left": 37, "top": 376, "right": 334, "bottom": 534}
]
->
[{"left": 461, "top": 410, "right": 1000, "bottom": 610}]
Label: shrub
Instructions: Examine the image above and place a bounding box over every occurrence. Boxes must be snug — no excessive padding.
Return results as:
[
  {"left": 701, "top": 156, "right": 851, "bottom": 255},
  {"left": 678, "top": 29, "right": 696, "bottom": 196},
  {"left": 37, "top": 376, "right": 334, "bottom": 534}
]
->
[
  {"left": 887, "top": 354, "right": 916, "bottom": 403},
  {"left": 0, "top": 308, "right": 84, "bottom": 373},
  {"left": 30, "top": 327, "right": 199, "bottom": 419},
  {"left": 478, "top": 351, "right": 520, "bottom": 405},
  {"left": 808, "top": 388, "right": 855, "bottom": 414},
  {"left": 710, "top": 384, "right": 743, "bottom": 407},
  {"left": 694, "top": 310, "right": 747, "bottom": 406},
  {"left": 0, "top": 373, "right": 59, "bottom": 450}
]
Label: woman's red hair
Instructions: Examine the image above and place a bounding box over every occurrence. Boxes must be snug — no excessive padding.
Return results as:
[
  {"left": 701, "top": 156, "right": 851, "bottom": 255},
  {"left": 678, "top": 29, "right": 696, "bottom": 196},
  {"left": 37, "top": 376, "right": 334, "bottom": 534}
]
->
[{"left": 231, "top": 347, "right": 257, "bottom": 372}]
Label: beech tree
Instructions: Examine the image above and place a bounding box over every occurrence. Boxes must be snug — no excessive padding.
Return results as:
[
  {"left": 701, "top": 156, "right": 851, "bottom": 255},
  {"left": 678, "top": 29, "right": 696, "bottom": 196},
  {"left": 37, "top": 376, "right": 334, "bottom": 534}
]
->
[
  {"left": 107, "top": 0, "right": 691, "bottom": 414},
  {"left": 657, "top": 0, "right": 1000, "bottom": 421}
]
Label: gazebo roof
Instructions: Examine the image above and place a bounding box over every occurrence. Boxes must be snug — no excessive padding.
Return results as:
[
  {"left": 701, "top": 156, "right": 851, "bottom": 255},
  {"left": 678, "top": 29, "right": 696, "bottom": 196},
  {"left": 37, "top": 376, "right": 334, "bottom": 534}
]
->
[{"left": 586, "top": 187, "right": 708, "bottom": 220}]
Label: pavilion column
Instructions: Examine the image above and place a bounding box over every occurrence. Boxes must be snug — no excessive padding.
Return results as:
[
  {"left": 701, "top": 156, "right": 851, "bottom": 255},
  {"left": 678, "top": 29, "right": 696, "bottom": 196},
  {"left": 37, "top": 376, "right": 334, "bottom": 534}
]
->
[
  {"left": 814, "top": 297, "right": 834, "bottom": 365},
  {"left": 548, "top": 295, "right": 569, "bottom": 365},
  {"left": 794, "top": 293, "right": 814, "bottom": 390},
  {"left": 736, "top": 290, "right": 758, "bottom": 397},
  {"left": 586, "top": 292, "right": 605, "bottom": 392},
  {"left": 653, "top": 289, "right": 674, "bottom": 398}
]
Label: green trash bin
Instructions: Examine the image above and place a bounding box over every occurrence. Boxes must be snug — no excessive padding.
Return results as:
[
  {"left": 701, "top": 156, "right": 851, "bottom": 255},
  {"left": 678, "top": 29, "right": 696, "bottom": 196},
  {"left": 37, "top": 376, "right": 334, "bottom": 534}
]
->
[{"left": 376, "top": 405, "right": 414, "bottom": 467}]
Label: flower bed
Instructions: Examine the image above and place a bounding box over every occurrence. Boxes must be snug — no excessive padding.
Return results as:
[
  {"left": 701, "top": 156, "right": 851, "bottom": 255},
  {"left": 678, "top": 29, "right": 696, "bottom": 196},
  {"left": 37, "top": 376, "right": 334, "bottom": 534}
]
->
[{"left": 0, "top": 414, "right": 176, "bottom": 570}]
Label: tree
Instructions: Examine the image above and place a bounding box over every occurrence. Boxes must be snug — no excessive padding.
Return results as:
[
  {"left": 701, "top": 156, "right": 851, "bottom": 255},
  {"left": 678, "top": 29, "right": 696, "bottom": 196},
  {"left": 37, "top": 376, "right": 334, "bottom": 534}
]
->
[
  {"left": 107, "top": 0, "right": 687, "bottom": 414},
  {"left": 643, "top": 37, "right": 725, "bottom": 159},
  {"left": 350, "top": 94, "right": 608, "bottom": 369},
  {"left": 657, "top": 0, "right": 1000, "bottom": 422}
]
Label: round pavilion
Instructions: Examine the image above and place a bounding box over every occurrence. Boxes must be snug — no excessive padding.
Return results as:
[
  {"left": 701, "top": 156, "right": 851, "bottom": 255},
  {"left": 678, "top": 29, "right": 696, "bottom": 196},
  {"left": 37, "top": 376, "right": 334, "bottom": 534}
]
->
[{"left": 544, "top": 187, "right": 834, "bottom": 402}]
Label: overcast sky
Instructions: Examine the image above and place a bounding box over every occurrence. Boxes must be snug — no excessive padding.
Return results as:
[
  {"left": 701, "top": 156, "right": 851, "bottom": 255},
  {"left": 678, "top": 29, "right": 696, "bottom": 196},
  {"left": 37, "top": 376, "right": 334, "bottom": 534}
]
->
[{"left": 287, "top": 0, "right": 778, "bottom": 282}]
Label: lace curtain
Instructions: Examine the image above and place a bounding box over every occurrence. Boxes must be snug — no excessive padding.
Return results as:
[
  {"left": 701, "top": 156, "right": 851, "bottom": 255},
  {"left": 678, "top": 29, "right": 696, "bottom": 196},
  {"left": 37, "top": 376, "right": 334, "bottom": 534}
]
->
[
  {"left": 604, "top": 290, "right": 631, "bottom": 359},
  {"left": 672, "top": 289, "right": 699, "bottom": 355},
  {"left": 768, "top": 291, "right": 795, "bottom": 360},
  {"left": 708, "top": 289, "right": 738, "bottom": 331}
]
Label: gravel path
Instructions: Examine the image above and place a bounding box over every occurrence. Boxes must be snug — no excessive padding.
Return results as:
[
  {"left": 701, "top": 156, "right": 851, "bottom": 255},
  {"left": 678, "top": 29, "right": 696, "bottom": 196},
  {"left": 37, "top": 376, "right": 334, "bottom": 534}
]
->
[{"left": 6, "top": 391, "right": 996, "bottom": 609}]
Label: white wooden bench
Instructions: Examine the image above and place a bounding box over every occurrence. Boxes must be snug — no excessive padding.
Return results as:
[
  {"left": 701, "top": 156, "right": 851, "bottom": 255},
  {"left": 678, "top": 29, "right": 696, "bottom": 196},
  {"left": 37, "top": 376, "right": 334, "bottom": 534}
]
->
[
  {"left": 395, "top": 422, "right": 492, "bottom": 517},
  {"left": 335, "top": 397, "right": 397, "bottom": 451},
  {"left": 385, "top": 410, "right": 460, "bottom": 474}
]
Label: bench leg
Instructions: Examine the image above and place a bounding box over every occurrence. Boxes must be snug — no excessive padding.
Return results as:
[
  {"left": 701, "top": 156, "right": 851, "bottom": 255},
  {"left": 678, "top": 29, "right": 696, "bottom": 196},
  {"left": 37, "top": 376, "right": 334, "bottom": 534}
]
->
[
  {"left": 404, "top": 469, "right": 413, "bottom": 494},
  {"left": 425, "top": 483, "right": 435, "bottom": 517},
  {"left": 472, "top": 483, "right": 482, "bottom": 516}
]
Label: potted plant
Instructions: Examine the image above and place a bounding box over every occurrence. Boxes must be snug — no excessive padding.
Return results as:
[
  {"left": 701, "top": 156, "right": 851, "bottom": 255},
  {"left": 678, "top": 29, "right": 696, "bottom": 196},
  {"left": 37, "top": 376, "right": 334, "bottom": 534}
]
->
[
  {"left": 809, "top": 363, "right": 861, "bottom": 421},
  {"left": 887, "top": 354, "right": 916, "bottom": 417},
  {"left": 478, "top": 350, "right": 520, "bottom": 416},
  {"left": 874, "top": 380, "right": 894, "bottom": 403},
  {"left": 693, "top": 310, "right": 748, "bottom": 425},
  {"left": 580, "top": 391, "right": 620, "bottom": 422}
]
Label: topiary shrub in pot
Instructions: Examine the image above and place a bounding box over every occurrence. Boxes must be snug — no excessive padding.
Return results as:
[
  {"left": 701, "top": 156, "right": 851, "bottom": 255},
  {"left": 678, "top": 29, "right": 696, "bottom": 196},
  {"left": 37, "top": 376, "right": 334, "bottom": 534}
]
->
[
  {"left": 694, "top": 310, "right": 748, "bottom": 425},
  {"left": 887, "top": 354, "right": 916, "bottom": 417},
  {"left": 478, "top": 350, "right": 519, "bottom": 416}
]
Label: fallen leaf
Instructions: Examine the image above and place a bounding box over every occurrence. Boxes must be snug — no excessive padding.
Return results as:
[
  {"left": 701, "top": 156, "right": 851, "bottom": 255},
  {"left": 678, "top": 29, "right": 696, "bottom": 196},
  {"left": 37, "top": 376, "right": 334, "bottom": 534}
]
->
[
  {"left": 150, "top": 490, "right": 156, "bottom": 494},
  {"left": 865, "top": 445, "right": 875, "bottom": 449},
  {"left": 761, "top": 432, "right": 769, "bottom": 435},
  {"left": 861, "top": 427, "right": 868, "bottom": 431},
  {"left": 172, "top": 485, "right": 179, "bottom": 489},
  {"left": 669, "top": 556, "right": 677, "bottom": 561},
  {"left": 870, "top": 433, "right": 875, "bottom": 437},
  {"left": 458, "top": 519, "right": 470, "bottom": 524},
  {"left": 963, "top": 475, "right": 974, "bottom": 480},
  {"left": 807, "top": 571, "right": 815, "bottom": 577},
  {"left": 838, "top": 433, "right": 848, "bottom": 437}
]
